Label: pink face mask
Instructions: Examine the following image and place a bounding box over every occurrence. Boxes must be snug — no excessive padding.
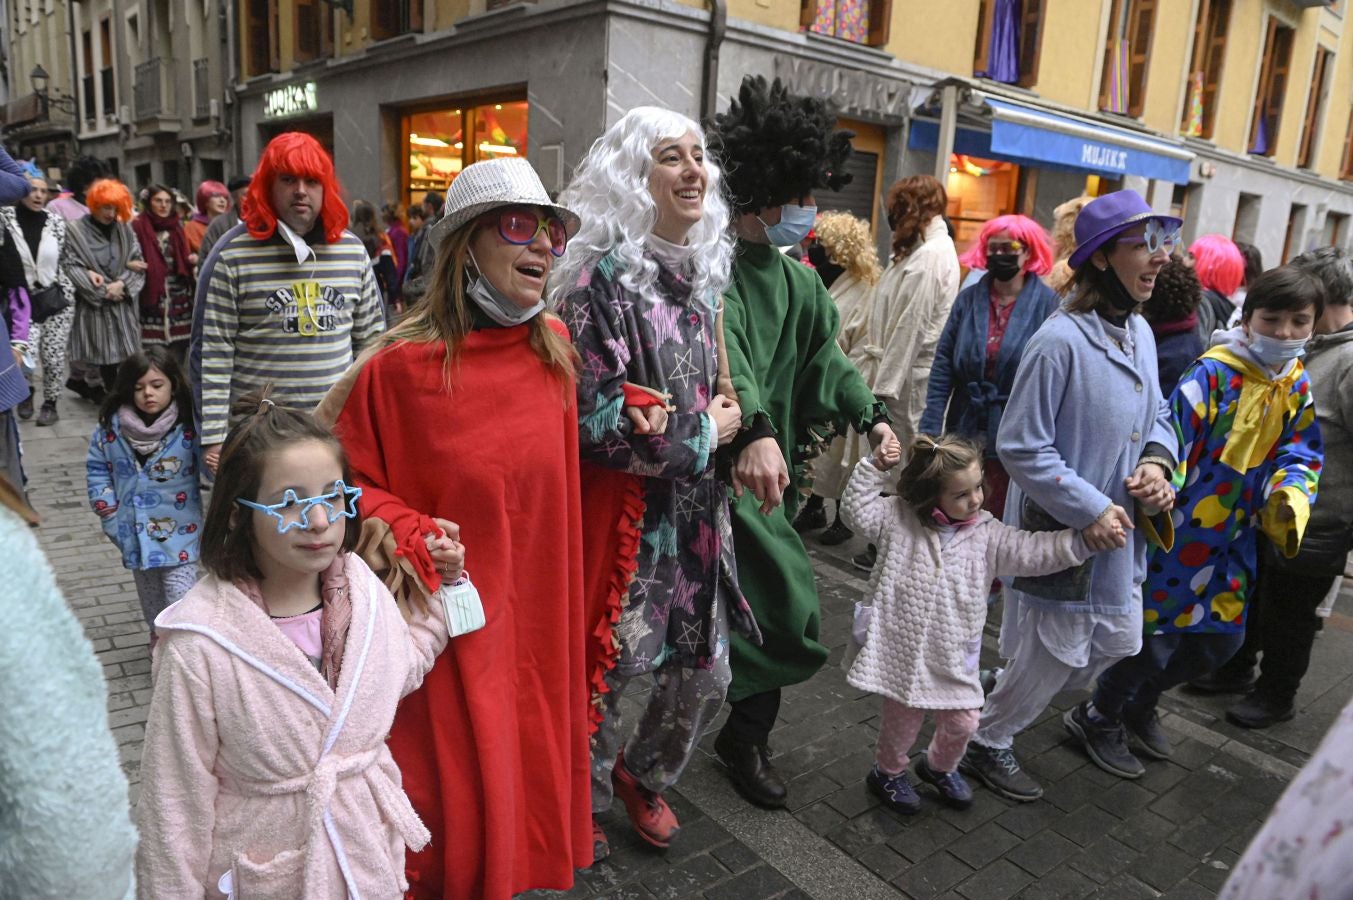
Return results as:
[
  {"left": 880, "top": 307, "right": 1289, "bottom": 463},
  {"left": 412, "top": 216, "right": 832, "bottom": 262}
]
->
[{"left": 931, "top": 507, "right": 979, "bottom": 529}]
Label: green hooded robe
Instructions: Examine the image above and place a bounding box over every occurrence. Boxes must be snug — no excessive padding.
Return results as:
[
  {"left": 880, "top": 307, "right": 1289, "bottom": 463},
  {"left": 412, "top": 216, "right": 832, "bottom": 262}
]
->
[{"left": 722, "top": 241, "right": 885, "bottom": 701}]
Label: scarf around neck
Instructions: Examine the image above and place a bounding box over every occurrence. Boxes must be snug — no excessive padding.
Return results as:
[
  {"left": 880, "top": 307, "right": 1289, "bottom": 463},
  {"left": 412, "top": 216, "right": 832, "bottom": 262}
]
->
[
  {"left": 1200, "top": 345, "right": 1304, "bottom": 473},
  {"left": 117, "top": 401, "right": 179, "bottom": 456},
  {"left": 131, "top": 210, "right": 193, "bottom": 311},
  {"left": 238, "top": 555, "right": 352, "bottom": 691}
]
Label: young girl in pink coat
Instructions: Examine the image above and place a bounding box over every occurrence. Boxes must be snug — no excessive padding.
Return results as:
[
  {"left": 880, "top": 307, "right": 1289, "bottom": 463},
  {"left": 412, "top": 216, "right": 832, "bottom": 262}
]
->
[
  {"left": 842, "top": 435, "right": 1098, "bottom": 813},
  {"left": 134, "top": 390, "right": 462, "bottom": 899}
]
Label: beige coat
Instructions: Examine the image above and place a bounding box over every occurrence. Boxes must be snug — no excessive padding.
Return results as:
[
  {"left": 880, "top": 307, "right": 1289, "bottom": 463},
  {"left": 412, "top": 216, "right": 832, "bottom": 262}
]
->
[
  {"left": 812, "top": 271, "right": 878, "bottom": 500},
  {"left": 134, "top": 554, "right": 448, "bottom": 899},
  {"left": 859, "top": 216, "right": 960, "bottom": 448}
]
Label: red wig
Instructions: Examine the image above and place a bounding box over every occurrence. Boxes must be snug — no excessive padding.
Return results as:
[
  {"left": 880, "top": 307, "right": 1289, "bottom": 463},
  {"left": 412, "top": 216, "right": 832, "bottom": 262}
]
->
[
  {"left": 241, "top": 132, "right": 348, "bottom": 244},
  {"left": 85, "top": 179, "right": 134, "bottom": 223},
  {"left": 195, "top": 180, "right": 229, "bottom": 215},
  {"left": 959, "top": 214, "right": 1054, "bottom": 276},
  {"left": 1189, "top": 233, "right": 1245, "bottom": 298}
]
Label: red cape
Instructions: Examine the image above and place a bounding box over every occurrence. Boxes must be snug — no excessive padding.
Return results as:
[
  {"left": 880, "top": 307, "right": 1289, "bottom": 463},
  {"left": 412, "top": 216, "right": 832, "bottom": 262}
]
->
[{"left": 334, "top": 325, "right": 591, "bottom": 898}]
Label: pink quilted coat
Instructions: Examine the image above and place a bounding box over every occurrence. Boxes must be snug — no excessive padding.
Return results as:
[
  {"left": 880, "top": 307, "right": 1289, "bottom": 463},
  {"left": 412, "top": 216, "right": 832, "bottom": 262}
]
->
[
  {"left": 841, "top": 458, "right": 1089, "bottom": 709},
  {"left": 134, "top": 553, "right": 448, "bottom": 899}
]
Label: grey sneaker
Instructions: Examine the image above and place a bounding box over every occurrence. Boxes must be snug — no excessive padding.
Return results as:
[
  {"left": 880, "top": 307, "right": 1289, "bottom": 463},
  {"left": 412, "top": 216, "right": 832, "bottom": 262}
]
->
[
  {"left": 959, "top": 742, "right": 1043, "bottom": 802},
  {"left": 1064, "top": 701, "right": 1144, "bottom": 779},
  {"left": 1122, "top": 704, "right": 1172, "bottom": 760},
  {"left": 35, "top": 401, "right": 58, "bottom": 426}
]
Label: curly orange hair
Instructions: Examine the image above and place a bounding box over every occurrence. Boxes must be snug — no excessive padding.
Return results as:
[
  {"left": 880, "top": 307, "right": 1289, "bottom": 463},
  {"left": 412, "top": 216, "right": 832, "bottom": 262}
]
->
[
  {"left": 241, "top": 132, "right": 348, "bottom": 244},
  {"left": 85, "top": 178, "right": 134, "bottom": 223},
  {"left": 886, "top": 175, "right": 947, "bottom": 260}
]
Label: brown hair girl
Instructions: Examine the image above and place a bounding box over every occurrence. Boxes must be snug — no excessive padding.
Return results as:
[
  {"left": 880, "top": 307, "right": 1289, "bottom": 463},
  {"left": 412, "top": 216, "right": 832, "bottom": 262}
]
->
[{"left": 896, "top": 434, "right": 983, "bottom": 524}]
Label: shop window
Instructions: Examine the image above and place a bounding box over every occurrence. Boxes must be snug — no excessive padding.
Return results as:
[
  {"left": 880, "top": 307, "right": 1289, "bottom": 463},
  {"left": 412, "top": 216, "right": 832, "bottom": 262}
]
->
[
  {"left": 295, "top": 0, "right": 333, "bottom": 63},
  {"left": 944, "top": 154, "right": 1019, "bottom": 258},
  {"left": 1099, "top": 0, "right": 1154, "bottom": 118},
  {"left": 1324, "top": 212, "right": 1347, "bottom": 248},
  {"left": 1180, "top": 0, "right": 1230, "bottom": 139},
  {"left": 1283, "top": 203, "right": 1307, "bottom": 264},
  {"left": 1297, "top": 47, "right": 1334, "bottom": 170},
  {"left": 973, "top": 0, "right": 1045, "bottom": 88},
  {"left": 403, "top": 100, "right": 528, "bottom": 211},
  {"left": 243, "top": 0, "right": 279, "bottom": 77},
  {"left": 1249, "top": 17, "right": 1294, "bottom": 157},
  {"left": 800, "top": 0, "right": 891, "bottom": 47},
  {"left": 371, "top": 0, "right": 422, "bottom": 41}
]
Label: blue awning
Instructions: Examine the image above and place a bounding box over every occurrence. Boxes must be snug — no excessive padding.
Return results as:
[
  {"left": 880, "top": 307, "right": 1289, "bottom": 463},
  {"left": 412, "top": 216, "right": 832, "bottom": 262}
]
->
[{"left": 909, "top": 96, "right": 1194, "bottom": 185}]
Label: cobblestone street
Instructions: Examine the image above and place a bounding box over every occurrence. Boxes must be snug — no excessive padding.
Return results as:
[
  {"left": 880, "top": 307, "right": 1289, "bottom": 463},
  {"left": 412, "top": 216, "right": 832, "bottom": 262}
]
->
[{"left": 23, "top": 389, "right": 1353, "bottom": 899}]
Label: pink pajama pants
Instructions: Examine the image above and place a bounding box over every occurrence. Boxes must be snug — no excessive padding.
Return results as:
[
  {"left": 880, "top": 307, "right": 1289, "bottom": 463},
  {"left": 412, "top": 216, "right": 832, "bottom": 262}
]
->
[{"left": 875, "top": 700, "right": 981, "bottom": 775}]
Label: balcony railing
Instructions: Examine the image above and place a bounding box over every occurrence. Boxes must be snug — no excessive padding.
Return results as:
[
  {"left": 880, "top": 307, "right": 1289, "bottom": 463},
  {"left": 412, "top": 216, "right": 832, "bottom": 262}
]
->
[
  {"left": 134, "top": 58, "right": 167, "bottom": 120},
  {"left": 193, "top": 58, "right": 210, "bottom": 119}
]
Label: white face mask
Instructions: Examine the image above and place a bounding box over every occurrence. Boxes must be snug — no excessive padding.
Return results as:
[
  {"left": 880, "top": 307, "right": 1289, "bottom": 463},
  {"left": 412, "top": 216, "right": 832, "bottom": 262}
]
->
[
  {"left": 465, "top": 248, "right": 545, "bottom": 327},
  {"left": 1247, "top": 332, "right": 1307, "bottom": 365}
]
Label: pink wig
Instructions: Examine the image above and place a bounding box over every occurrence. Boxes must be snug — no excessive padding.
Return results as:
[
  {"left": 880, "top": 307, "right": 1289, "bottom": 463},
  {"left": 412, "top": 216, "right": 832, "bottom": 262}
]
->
[
  {"left": 959, "top": 214, "right": 1054, "bottom": 276},
  {"left": 1189, "top": 234, "right": 1245, "bottom": 298},
  {"left": 195, "top": 180, "right": 229, "bottom": 215}
]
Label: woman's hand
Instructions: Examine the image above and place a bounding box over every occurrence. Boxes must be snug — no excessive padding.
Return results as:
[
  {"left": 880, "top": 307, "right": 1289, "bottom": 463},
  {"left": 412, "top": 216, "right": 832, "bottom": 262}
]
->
[
  {"left": 127, "top": 259, "right": 148, "bottom": 273},
  {"left": 1125, "top": 463, "right": 1173, "bottom": 514},
  {"left": 873, "top": 436, "right": 902, "bottom": 470},
  {"left": 425, "top": 517, "right": 465, "bottom": 583},
  {"left": 105, "top": 280, "right": 125, "bottom": 300},
  {"left": 1082, "top": 504, "right": 1133, "bottom": 551},
  {"left": 708, "top": 395, "right": 742, "bottom": 446},
  {"left": 87, "top": 270, "right": 104, "bottom": 288},
  {"left": 188, "top": 253, "right": 199, "bottom": 267},
  {"left": 733, "top": 436, "right": 790, "bottom": 515},
  {"left": 869, "top": 422, "right": 901, "bottom": 455},
  {"left": 626, "top": 405, "right": 669, "bottom": 436}
]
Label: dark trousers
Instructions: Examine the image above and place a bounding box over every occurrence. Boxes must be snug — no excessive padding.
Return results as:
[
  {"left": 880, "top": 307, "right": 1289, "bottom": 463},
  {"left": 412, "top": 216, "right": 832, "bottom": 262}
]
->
[
  {"left": 722, "top": 688, "right": 782, "bottom": 746},
  {"left": 1095, "top": 631, "right": 1246, "bottom": 720},
  {"left": 1226, "top": 547, "right": 1335, "bottom": 703},
  {"left": 99, "top": 363, "right": 120, "bottom": 392}
]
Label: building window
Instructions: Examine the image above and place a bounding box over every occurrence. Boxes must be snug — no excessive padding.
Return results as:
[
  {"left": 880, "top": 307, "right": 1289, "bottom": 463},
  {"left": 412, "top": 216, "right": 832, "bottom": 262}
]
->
[
  {"left": 371, "top": 0, "right": 422, "bottom": 42},
  {"left": 1249, "top": 16, "right": 1294, "bottom": 156},
  {"left": 295, "top": 0, "right": 333, "bottom": 63},
  {"left": 1325, "top": 212, "right": 1347, "bottom": 248},
  {"left": 99, "top": 18, "right": 115, "bottom": 119},
  {"left": 403, "top": 100, "right": 527, "bottom": 211},
  {"left": 81, "top": 29, "right": 95, "bottom": 123},
  {"left": 243, "top": 0, "right": 279, "bottom": 77},
  {"left": 800, "top": 0, "right": 891, "bottom": 47},
  {"left": 1297, "top": 46, "right": 1334, "bottom": 170},
  {"left": 973, "top": 0, "right": 1045, "bottom": 87},
  {"left": 1283, "top": 203, "right": 1306, "bottom": 264},
  {"left": 1233, "top": 191, "right": 1261, "bottom": 244},
  {"left": 1100, "top": 0, "right": 1155, "bottom": 118},
  {"left": 1180, "top": 0, "right": 1229, "bottom": 139},
  {"left": 1341, "top": 112, "right": 1353, "bottom": 180}
]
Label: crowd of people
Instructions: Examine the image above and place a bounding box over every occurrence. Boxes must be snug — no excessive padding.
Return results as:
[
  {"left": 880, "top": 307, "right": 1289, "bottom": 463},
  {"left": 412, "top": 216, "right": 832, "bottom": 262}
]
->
[{"left": 2, "top": 71, "right": 1353, "bottom": 899}]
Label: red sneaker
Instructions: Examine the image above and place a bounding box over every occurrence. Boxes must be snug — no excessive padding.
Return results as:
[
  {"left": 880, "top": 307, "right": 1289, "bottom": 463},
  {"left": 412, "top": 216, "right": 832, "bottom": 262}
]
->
[
  {"left": 611, "top": 752, "right": 679, "bottom": 848},
  {"left": 591, "top": 818, "right": 610, "bottom": 865}
]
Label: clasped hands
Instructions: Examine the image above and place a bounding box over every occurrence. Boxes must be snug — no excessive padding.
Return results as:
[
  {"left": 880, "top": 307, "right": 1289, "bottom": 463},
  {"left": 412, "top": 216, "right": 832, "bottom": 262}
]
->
[
  {"left": 1080, "top": 463, "right": 1172, "bottom": 552},
  {"left": 424, "top": 517, "right": 465, "bottom": 583},
  {"left": 736, "top": 422, "right": 900, "bottom": 516}
]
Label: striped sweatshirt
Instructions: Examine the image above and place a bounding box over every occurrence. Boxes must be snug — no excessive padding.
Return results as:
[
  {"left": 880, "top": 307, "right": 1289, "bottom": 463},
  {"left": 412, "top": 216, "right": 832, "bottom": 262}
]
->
[{"left": 198, "top": 227, "right": 384, "bottom": 445}]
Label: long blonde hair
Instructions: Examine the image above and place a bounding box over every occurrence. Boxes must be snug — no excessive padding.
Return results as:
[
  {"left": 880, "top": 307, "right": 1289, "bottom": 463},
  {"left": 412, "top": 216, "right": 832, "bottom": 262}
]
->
[
  {"left": 814, "top": 211, "right": 881, "bottom": 286},
  {"left": 381, "top": 221, "right": 578, "bottom": 400}
]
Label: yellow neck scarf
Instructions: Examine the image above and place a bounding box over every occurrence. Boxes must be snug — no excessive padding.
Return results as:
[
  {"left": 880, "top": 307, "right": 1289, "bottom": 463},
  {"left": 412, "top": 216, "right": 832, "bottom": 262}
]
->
[{"left": 1200, "top": 346, "right": 1304, "bottom": 473}]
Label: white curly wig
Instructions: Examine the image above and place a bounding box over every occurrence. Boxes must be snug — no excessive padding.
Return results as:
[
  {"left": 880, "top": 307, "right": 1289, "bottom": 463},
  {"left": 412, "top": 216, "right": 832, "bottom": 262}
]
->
[{"left": 550, "top": 107, "right": 734, "bottom": 309}]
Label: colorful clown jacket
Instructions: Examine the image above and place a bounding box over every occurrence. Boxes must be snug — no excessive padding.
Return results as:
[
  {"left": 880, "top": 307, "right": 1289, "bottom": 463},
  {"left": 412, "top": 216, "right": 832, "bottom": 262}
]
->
[{"left": 1144, "top": 343, "right": 1322, "bottom": 635}]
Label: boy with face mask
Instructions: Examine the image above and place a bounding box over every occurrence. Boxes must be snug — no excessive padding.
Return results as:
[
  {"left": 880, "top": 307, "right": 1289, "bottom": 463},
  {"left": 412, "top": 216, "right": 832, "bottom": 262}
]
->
[
  {"left": 707, "top": 76, "right": 900, "bottom": 809},
  {"left": 1075, "top": 266, "right": 1324, "bottom": 779}
]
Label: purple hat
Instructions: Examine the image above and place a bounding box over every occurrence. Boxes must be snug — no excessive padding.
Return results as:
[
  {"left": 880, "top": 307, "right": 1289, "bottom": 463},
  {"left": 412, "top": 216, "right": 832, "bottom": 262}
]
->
[{"left": 1068, "top": 190, "right": 1183, "bottom": 270}]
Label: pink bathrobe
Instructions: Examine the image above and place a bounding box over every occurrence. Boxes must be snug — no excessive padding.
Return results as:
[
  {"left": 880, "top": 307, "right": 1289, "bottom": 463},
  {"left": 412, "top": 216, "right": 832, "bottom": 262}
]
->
[{"left": 134, "top": 553, "right": 449, "bottom": 899}]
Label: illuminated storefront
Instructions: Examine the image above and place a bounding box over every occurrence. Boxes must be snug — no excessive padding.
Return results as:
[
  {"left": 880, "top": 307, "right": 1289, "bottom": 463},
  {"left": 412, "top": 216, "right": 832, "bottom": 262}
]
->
[{"left": 402, "top": 100, "right": 528, "bottom": 210}]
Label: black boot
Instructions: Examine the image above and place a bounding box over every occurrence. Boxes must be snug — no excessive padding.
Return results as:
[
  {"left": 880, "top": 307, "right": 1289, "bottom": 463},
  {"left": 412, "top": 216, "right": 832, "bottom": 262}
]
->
[
  {"left": 818, "top": 508, "right": 853, "bottom": 546},
  {"left": 792, "top": 495, "right": 827, "bottom": 533},
  {"left": 714, "top": 729, "right": 788, "bottom": 808},
  {"left": 1226, "top": 692, "right": 1295, "bottom": 729},
  {"left": 16, "top": 388, "right": 33, "bottom": 420}
]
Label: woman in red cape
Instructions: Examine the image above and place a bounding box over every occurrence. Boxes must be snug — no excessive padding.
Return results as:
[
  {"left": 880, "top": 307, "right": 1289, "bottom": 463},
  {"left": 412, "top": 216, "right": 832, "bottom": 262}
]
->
[{"left": 327, "top": 158, "right": 593, "bottom": 899}]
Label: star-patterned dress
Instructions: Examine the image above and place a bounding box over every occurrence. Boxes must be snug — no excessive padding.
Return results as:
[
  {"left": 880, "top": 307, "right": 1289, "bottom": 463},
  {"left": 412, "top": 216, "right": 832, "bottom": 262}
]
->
[
  {"left": 1143, "top": 346, "right": 1321, "bottom": 636},
  {"left": 561, "top": 251, "right": 759, "bottom": 675}
]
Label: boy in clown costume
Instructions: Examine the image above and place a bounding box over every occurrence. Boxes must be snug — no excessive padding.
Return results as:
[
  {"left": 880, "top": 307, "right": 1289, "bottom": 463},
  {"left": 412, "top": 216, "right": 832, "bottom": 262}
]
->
[{"left": 1069, "top": 266, "right": 1324, "bottom": 778}]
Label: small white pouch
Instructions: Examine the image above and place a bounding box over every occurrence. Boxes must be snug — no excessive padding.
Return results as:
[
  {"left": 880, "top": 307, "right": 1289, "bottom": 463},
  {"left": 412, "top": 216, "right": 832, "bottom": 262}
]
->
[{"left": 434, "top": 571, "right": 486, "bottom": 637}]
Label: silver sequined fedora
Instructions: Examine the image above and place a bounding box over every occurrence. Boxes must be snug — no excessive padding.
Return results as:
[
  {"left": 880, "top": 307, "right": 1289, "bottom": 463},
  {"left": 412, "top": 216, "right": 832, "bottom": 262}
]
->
[{"left": 424, "top": 157, "right": 580, "bottom": 250}]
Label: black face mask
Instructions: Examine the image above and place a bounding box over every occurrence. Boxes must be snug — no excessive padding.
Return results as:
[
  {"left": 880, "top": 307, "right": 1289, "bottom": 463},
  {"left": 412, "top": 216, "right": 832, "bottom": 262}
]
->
[
  {"left": 1094, "top": 264, "right": 1140, "bottom": 313},
  {"left": 987, "top": 254, "right": 1022, "bottom": 283}
]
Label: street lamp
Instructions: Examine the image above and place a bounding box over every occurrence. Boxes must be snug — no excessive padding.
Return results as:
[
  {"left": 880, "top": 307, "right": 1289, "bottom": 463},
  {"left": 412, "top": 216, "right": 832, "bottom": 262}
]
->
[{"left": 30, "top": 64, "right": 78, "bottom": 116}]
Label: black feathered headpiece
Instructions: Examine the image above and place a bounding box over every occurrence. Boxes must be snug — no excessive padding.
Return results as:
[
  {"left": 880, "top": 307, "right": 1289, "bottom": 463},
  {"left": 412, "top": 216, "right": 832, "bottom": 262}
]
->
[{"left": 711, "top": 75, "right": 854, "bottom": 213}]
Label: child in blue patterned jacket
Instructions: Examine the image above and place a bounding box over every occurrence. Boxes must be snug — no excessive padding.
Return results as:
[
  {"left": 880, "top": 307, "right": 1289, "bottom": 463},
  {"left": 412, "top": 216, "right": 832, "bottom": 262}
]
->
[{"left": 86, "top": 345, "right": 202, "bottom": 641}]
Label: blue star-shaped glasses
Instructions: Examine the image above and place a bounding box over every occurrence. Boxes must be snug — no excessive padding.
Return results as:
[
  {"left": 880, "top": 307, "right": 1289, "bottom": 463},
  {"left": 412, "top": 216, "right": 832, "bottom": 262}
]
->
[{"left": 237, "top": 480, "right": 362, "bottom": 534}]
